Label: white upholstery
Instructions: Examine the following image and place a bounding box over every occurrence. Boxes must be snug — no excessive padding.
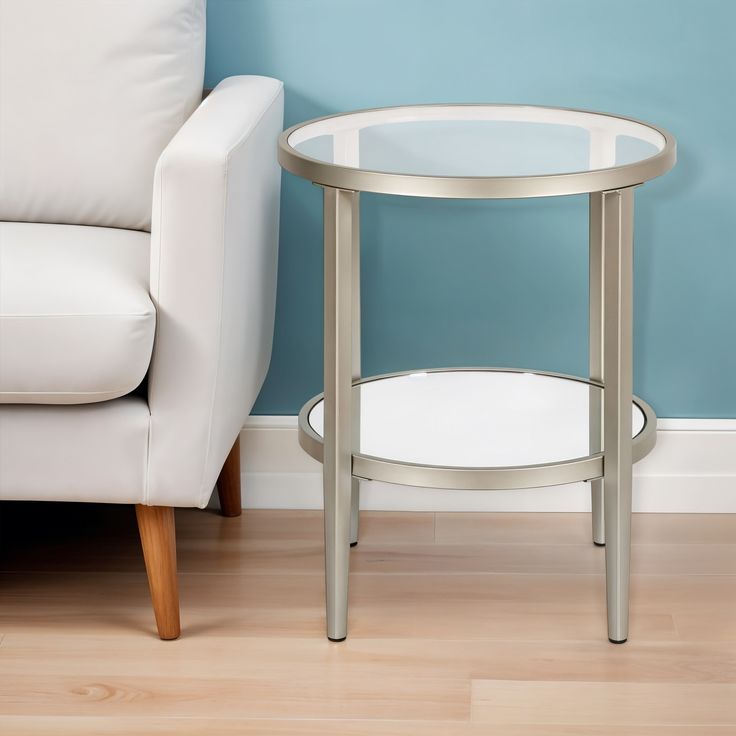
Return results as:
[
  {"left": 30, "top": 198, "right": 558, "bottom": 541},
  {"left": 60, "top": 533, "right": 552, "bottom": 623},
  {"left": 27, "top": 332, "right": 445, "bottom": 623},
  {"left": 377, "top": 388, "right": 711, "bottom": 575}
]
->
[
  {"left": 0, "top": 398, "right": 150, "bottom": 503},
  {"left": 0, "top": 75, "right": 284, "bottom": 506},
  {"left": 0, "top": 222, "right": 154, "bottom": 404},
  {"left": 0, "top": 0, "right": 206, "bottom": 231},
  {"left": 0, "top": 1, "right": 283, "bottom": 507},
  {"left": 147, "top": 76, "right": 284, "bottom": 507},
  {"left": 0, "top": 0, "right": 283, "bottom": 506}
]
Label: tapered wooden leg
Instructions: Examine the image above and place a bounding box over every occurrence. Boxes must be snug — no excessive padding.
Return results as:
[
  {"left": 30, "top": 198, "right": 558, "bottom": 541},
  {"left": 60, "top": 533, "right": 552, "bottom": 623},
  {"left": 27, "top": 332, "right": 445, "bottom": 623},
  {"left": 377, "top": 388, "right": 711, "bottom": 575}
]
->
[
  {"left": 217, "top": 436, "right": 242, "bottom": 517},
  {"left": 135, "top": 504, "right": 180, "bottom": 640}
]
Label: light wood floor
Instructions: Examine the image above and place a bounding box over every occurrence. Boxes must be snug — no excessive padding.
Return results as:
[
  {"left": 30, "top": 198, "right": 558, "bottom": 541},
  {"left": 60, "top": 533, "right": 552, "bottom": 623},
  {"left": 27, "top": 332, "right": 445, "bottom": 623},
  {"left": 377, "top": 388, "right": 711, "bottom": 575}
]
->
[{"left": 0, "top": 503, "right": 735, "bottom": 735}]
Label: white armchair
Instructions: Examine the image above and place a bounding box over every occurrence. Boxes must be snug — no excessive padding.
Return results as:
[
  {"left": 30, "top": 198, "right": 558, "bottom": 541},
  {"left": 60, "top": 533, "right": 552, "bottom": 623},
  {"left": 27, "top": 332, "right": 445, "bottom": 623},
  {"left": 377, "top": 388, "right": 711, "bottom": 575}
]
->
[{"left": 0, "top": 0, "right": 284, "bottom": 638}]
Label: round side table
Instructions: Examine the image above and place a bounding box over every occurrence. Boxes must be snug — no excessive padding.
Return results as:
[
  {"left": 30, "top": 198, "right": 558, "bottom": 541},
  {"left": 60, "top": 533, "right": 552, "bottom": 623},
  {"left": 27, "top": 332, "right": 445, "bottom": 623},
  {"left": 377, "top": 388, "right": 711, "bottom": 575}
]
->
[{"left": 278, "top": 104, "right": 676, "bottom": 644}]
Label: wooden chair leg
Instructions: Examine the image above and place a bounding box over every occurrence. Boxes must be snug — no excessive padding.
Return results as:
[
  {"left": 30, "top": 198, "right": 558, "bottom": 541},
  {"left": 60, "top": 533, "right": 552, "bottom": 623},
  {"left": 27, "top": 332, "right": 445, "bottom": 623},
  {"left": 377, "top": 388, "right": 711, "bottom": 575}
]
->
[
  {"left": 135, "top": 504, "right": 180, "bottom": 640},
  {"left": 217, "top": 436, "right": 242, "bottom": 517}
]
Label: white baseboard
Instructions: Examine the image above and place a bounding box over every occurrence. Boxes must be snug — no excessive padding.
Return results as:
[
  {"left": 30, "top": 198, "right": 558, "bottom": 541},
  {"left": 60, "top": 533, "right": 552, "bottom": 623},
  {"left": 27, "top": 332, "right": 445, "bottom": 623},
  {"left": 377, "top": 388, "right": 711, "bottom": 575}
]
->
[{"left": 237, "top": 416, "right": 736, "bottom": 513}]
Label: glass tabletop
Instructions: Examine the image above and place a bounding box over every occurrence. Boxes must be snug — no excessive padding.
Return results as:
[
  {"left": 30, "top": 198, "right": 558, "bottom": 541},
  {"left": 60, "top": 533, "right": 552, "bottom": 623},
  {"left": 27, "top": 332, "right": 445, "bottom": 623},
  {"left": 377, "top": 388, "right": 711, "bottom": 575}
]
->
[
  {"left": 307, "top": 370, "right": 646, "bottom": 469},
  {"left": 286, "top": 105, "right": 668, "bottom": 179}
]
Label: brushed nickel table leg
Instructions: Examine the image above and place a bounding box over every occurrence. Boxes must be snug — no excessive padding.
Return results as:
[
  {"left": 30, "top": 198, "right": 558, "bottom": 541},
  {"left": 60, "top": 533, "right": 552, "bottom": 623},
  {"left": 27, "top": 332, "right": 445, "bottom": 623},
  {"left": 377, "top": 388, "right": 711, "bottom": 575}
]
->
[
  {"left": 602, "top": 187, "right": 635, "bottom": 644},
  {"left": 350, "top": 192, "right": 361, "bottom": 548},
  {"left": 589, "top": 193, "right": 605, "bottom": 546},
  {"left": 323, "top": 187, "right": 359, "bottom": 642}
]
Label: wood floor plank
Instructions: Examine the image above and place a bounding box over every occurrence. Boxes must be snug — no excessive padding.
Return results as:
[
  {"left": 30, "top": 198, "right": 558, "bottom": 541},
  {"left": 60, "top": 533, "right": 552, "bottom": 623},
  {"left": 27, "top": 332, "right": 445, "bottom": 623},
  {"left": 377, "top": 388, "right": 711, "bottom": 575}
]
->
[
  {"left": 471, "top": 680, "right": 736, "bottom": 726},
  {"left": 168, "top": 539, "right": 736, "bottom": 576},
  {"left": 629, "top": 543, "right": 736, "bottom": 575},
  {"left": 0, "top": 570, "right": 690, "bottom": 639},
  {"left": 0, "top": 674, "right": 469, "bottom": 720},
  {"left": 0, "top": 507, "right": 435, "bottom": 573},
  {"left": 349, "top": 572, "right": 736, "bottom": 619},
  {"left": 2, "top": 718, "right": 734, "bottom": 736},
  {"left": 349, "top": 610, "right": 677, "bottom": 641},
  {"left": 630, "top": 513, "right": 736, "bottom": 544},
  {"left": 181, "top": 509, "right": 437, "bottom": 545},
  {"left": 4, "top": 568, "right": 725, "bottom": 638},
  {"left": 350, "top": 542, "right": 736, "bottom": 575},
  {"left": 5, "top": 534, "right": 733, "bottom": 576},
  {"left": 674, "top": 613, "right": 736, "bottom": 642},
  {"left": 435, "top": 512, "right": 736, "bottom": 545},
  {"left": 1, "top": 635, "right": 732, "bottom": 683},
  {"left": 4, "top": 506, "right": 732, "bottom": 574},
  {"left": 435, "top": 512, "right": 594, "bottom": 544},
  {"left": 342, "top": 638, "right": 736, "bottom": 684}
]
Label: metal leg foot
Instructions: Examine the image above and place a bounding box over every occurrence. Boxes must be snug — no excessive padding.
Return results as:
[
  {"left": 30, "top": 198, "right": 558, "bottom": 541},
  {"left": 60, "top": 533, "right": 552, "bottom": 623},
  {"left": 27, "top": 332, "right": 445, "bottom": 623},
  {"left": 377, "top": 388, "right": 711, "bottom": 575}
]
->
[{"left": 324, "top": 488, "right": 351, "bottom": 641}]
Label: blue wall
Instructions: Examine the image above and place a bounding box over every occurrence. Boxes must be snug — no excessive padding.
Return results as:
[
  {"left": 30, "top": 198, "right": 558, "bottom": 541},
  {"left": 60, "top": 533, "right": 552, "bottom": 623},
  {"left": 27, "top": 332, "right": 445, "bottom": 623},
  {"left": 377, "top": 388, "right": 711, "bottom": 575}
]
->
[{"left": 206, "top": 0, "right": 736, "bottom": 418}]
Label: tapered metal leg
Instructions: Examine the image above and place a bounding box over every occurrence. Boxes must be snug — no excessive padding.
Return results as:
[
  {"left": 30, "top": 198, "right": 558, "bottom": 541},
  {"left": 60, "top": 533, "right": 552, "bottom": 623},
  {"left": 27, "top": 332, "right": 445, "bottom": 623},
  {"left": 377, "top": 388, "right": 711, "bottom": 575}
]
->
[
  {"left": 323, "top": 187, "right": 359, "bottom": 642},
  {"left": 602, "top": 188, "right": 634, "bottom": 644},
  {"left": 589, "top": 194, "right": 605, "bottom": 546}
]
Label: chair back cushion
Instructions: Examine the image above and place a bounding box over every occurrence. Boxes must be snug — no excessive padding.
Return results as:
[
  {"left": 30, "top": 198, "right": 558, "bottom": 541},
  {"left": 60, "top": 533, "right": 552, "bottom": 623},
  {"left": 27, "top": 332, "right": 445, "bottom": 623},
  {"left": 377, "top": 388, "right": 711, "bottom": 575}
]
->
[{"left": 0, "top": 0, "right": 205, "bottom": 231}]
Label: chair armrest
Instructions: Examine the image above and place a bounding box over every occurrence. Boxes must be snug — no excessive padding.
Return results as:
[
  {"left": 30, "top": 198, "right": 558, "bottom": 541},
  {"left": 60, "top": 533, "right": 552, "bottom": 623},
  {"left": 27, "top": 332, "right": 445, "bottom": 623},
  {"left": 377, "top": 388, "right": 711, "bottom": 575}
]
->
[{"left": 146, "top": 75, "right": 284, "bottom": 507}]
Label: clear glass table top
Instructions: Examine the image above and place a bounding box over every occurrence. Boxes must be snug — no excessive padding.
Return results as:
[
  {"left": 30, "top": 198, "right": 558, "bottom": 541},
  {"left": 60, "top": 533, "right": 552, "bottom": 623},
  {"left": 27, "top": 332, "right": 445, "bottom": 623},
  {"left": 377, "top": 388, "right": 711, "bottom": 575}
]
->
[
  {"left": 287, "top": 105, "right": 668, "bottom": 179},
  {"left": 308, "top": 371, "right": 646, "bottom": 469}
]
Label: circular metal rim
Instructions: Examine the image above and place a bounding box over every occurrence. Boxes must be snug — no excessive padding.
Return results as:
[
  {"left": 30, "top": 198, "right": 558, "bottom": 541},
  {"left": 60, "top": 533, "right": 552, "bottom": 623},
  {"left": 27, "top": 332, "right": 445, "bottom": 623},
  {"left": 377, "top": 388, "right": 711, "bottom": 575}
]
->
[
  {"left": 297, "top": 367, "right": 657, "bottom": 491},
  {"left": 279, "top": 103, "right": 676, "bottom": 199}
]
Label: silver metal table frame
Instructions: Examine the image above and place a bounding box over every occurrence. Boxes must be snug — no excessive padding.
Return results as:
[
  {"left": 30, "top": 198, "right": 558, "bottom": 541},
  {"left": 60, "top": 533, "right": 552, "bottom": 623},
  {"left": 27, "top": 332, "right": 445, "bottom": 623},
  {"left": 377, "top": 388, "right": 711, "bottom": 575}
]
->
[{"left": 279, "top": 104, "right": 677, "bottom": 644}]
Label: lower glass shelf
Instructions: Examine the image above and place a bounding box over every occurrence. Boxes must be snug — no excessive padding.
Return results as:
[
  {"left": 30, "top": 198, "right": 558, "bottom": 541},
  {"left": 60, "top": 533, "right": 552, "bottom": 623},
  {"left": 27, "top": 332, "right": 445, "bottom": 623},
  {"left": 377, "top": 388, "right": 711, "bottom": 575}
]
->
[{"left": 298, "top": 368, "right": 657, "bottom": 491}]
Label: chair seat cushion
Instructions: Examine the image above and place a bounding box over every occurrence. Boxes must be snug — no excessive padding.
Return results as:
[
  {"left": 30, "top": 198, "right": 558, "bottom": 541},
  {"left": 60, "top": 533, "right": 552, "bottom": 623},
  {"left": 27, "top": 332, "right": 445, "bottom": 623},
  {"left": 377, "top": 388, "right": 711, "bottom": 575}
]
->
[{"left": 0, "top": 222, "right": 155, "bottom": 404}]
